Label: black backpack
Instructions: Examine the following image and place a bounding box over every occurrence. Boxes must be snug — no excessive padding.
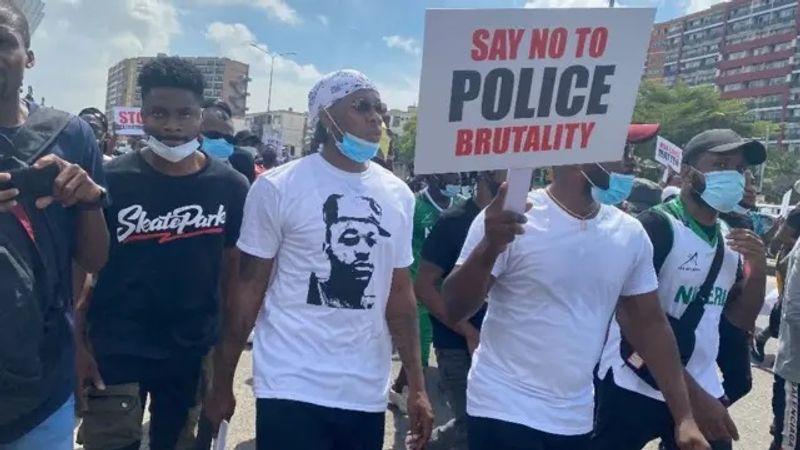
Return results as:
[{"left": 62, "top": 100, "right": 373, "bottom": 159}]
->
[
  {"left": 619, "top": 208, "right": 725, "bottom": 391},
  {"left": 0, "top": 107, "right": 72, "bottom": 425}
]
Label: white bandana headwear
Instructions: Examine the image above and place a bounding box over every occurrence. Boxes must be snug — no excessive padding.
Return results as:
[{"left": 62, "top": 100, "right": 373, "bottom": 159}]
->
[{"left": 307, "top": 69, "right": 378, "bottom": 130}]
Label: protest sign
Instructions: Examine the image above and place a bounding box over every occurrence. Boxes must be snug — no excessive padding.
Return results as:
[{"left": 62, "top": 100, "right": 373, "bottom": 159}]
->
[
  {"left": 413, "top": 8, "right": 655, "bottom": 175},
  {"left": 781, "top": 189, "right": 793, "bottom": 218},
  {"left": 262, "top": 130, "right": 284, "bottom": 151},
  {"left": 655, "top": 136, "right": 683, "bottom": 173},
  {"left": 112, "top": 106, "right": 144, "bottom": 136}
]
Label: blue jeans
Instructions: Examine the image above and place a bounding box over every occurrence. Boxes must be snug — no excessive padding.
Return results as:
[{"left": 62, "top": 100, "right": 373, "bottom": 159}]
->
[{"left": 0, "top": 396, "right": 75, "bottom": 450}]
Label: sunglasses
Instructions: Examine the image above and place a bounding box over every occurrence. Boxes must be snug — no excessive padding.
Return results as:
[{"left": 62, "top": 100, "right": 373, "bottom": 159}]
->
[
  {"left": 351, "top": 98, "right": 387, "bottom": 116},
  {"left": 203, "top": 131, "right": 236, "bottom": 144}
]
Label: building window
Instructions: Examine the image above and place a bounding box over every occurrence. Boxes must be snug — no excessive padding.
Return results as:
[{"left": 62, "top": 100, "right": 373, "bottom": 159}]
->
[
  {"left": 753, "top": 45, "right": 772, "bottom": 56},
  {"left": 723, "top": 83, "right": 744, "bottom": 92},
  {"left": 728, "top": 50, "right": 748, "bottom": 60},
  {"left": 775, "top": 41, "right": 795, "bottom": 52}
]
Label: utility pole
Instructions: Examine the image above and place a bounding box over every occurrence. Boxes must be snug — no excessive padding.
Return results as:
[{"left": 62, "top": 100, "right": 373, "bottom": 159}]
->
[
  {"left": 249, "top": 43, "right": 297, "bottom": 113},
  {"left": 609, "top": 0, "right": 615, "bottom": 6}
]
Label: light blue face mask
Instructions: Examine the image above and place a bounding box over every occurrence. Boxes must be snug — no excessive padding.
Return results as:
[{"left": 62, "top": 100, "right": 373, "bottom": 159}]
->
[
  {"left": 695, "top": 169, "right": 745, "bottom": 213},
  {"left": 584, "top": 164, "right": 635, "bottom": 205},
  {"left": 324, "top": 108, "right": 380, "bottom": 163},
  {"left": 441, "top": 184, "right": 461, "bottom": 198},
  {"left": 202, "top": 137, "right": 234, "bottom": 160}
]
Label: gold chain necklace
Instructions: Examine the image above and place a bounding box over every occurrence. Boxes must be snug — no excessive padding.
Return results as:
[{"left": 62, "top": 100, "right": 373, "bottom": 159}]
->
[{"left": 545, "top": 188, "right": 600, "bottom": 231}]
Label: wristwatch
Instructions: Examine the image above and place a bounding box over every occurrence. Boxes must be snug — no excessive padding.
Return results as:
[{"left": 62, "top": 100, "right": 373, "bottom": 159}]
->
[{"left": 77, "top": 186, "right": 108, "bottom": 211}]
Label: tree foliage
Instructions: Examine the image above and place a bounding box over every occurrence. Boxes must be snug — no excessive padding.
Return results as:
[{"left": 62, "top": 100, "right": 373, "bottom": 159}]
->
[
  {"left": 395, "top": 115, "right": 417, "bottom": 165},
  {"left": 631, "top": 80, "right": 800, "bottom": 202},
  {"left": 633, "top": 80, "right": 758, "bottom": 151}
]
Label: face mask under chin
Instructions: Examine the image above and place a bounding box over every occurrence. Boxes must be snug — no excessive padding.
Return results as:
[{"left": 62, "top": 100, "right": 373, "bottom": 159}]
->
[{"left": 323, "top": 109, "right": 379, "bottom": 164}]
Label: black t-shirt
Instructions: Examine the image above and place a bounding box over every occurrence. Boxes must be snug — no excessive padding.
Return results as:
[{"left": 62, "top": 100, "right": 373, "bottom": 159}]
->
[
  {"left": 229, "top": 147, "right": 256, "bottom": 183},
  {"left": 88, "top": 151, "right": 248, "bottom": 360},
  {"left": 421, "top": 198, "right": 487, "bottom": 350}
]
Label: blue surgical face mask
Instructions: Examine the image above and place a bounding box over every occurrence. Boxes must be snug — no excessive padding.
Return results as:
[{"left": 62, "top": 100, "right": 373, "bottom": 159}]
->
[
  {"left": 202, "top": 137, "right": 234, "bottom": 160},
  {"left": 695, "top": 169, "right": 745, "bottom": 213},
  {"left": 441, "top": 184, "right": 461, "bottom": 198},
  {"left": 584, "top": 164, "right": 635, "bottom": 205},
  {"left": 324, "top": 108, "right": 380, "bottom": 163}
]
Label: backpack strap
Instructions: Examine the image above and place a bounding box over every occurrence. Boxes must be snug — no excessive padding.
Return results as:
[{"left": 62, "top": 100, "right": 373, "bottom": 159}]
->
[
  {"left": 9, "top": 107, "right": 72, "bottom": 164},
  {"left": 679, "top": 235, "right": 725, "bottom": 330},
  {"left": 641, "top": 205, "right": 674, "bottom": 276}
]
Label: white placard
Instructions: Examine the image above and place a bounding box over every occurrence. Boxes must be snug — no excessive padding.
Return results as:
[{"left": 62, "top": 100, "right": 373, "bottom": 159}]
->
[
  {"left": 112, "top": 106, "right": 144, "bottom": 136},
  {"left": 212, "top": 420, "right": 229, "bottom": 450},
  {"left": 504, "top": 167, "right": 533, "bottom": 213},
  {"left": 413, "top": 7, "right": 655, "bottom": 174},
  {"left": 655, "top": 136, "right": 683, "bottom": 173},
  {"left": 781, "top": 189, "right": 793, "bottom": 218}
]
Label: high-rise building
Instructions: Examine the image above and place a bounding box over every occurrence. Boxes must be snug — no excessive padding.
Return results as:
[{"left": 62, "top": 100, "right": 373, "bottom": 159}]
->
[
  {"left": 105, "top": 54, "right": 250, "bottom": 117},
  {"left": 245, "top": 108, "right": 307, "bottom": 158},
  {"left": 645, "top": 0, "right": 800, "bottom": 149},
  {"left": 11, "top": 0, "right": 44, "bottom": 35}
]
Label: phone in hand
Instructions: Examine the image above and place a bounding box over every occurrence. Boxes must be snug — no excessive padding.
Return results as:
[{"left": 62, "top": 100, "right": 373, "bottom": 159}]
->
[{"left": 0, "top": 164, "right": 59, "bottom": 198}]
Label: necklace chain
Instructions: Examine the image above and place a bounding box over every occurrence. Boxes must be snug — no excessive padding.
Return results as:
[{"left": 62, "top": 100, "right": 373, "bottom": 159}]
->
[{"left": 545, "top": 188, "right": 600, "bottom": 221}]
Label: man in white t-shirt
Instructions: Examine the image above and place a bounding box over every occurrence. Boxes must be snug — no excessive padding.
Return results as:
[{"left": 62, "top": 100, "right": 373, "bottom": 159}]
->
[
  {"left": 442, "top": 144, "right": 708, "bottom": 450},
  {"left": 202, "top": 70, "right": 434, "bottom": 450},
  {"left": 594, "top": 129, "right": 767, "bottom": 450}
]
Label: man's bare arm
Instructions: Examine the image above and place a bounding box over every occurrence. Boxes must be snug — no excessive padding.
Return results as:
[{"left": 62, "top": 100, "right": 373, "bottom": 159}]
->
[
  {"left": 387, "top": 268, "right": 425, "bottom": 393},
  {"left": 387, "top": 267, "right": 433, "bottom": 448},
  {"left": 617, "top": 292, "right": 696, "bottom": 430},
  {"left": 212, "top": 251, "right": 272, "bottom": 392},
  {"left": 442, "top": 242, "right": 498, "bottom": 324},
  {"left": 219, "top": 247, "right": 240, "bottom": 309},
  {"left": 442, "top": 184, "right": 524, "bottom": 323},
  {"left": 415, "top": 260, "right": 479, "bottom": 341},
  {"left": 724, "top": 229, "right": 767, "bottom": 331},
  {"left": 74, "top": 209, "right": 109, "bottom": 273}
]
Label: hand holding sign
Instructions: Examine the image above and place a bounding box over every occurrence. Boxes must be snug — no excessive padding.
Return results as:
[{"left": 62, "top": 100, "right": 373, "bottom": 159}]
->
[{"left": 484, "top": 182, "right": 529, "bottom": 254}]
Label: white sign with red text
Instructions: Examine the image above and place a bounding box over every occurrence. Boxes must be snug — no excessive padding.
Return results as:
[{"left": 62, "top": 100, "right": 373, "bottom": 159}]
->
[
  {"left": 413, "top": 7, "right": 655, "bottom": 174},
  {"left": 655, "top": 136, "right": 683, "bottom": 173},
  {"left": 112, "top": 106, "right": 144, "bottom": 136}
]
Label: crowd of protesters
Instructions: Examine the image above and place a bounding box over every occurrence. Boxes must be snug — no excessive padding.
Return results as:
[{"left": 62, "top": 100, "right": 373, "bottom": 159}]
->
[{"left": 4, "top": 1, "right": 800, "bottom": 449}]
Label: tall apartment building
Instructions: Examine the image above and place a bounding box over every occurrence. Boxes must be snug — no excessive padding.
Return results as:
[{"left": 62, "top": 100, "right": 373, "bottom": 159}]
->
[
  {"left": 645, "top": 0, "right": 800, "bottom": 150},
  {"left": 245, "top": 108, "right": 307, "bottom": 158},
  {"left": 11, "top": 0, "right": 44, "bottom": 35},
  {"left": 105, "top": 54, "right": 250, "bottom": 117}
]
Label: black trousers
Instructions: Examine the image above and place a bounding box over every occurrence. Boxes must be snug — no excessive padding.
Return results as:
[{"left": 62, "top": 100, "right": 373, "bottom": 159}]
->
[
  {"left": 771, "top": 374, "right": 800, "bottom": 450},
  {"left": 467, "top": 415, "right": 590, "bottom": 450},
  {"left": 716, "top": 316, "right": 752, "bottom": 404},
  {"left": 592, "top": 374, "right": 731, "bottom": 450},
  {"left": 95, "top": 354, "right": 203, "bottom": 450},
  {"left": 256, "top": 398, "right": 384, "bottom": 450}
]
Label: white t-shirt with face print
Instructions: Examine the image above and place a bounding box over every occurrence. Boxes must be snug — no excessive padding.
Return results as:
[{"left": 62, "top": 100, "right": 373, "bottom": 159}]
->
[{"left": 237, "top": 153, "right": 414, "bottom": 412}]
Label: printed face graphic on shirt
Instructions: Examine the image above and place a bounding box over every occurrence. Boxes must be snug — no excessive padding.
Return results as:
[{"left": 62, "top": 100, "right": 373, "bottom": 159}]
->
[{"left": 307, "top": 194, "right": 391, "bottom": 309}]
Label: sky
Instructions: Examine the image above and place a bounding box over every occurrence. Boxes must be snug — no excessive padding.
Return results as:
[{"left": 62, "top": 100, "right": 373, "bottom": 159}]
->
[{"left": 26, "top": 0, "right": 726, "bottom": 116}]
